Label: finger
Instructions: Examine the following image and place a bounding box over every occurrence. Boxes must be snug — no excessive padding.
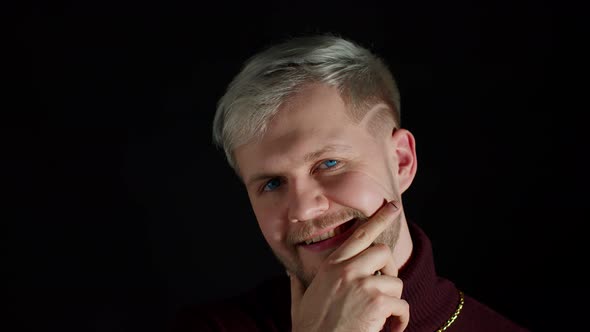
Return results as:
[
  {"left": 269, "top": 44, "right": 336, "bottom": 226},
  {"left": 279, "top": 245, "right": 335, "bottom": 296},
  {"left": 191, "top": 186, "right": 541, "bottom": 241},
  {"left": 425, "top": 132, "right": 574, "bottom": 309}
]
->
[
  {"left": 328, "top": 200, "right": 400, "bottom": 264},
  {"left": 357, "top": 275, "right": 404, "bottom": 299},
  {"left": 289, "top": 272, "right": 305, "bottom": 312},
  {"left": 343, "top": 243, "right": 398, "bottom": 278},
  {"left": 384, "top": 254, "right": 400, "bottom": 278},
  {"left": 384, "top": 297, "right": 410, "bottom": 332},
  {"left": 376, "top": 244, "right": 399, "bottom": 277},
  {"left": 365, "top": 295, "right": 409, "bottom": 332}
]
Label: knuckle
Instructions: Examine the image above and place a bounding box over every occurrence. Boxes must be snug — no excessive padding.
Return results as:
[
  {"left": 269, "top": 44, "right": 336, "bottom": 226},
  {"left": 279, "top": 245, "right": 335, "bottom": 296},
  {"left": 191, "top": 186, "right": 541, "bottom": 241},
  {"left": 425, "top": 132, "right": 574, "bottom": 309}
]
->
[
  {"left": 340, "top": 264, "right": 356, "bottom": 282},
  {"left": 357, "top": 277, "right": 373, "bottom": 291},
  {"left": 390, "top": 278, "right": 403, "bottom": 296},
  {"left": 397, "top": 278, "right": 404, "bottom": 290},
  {"left": 399, "top": 299, "right": 410, "bottom": 313},
  {"left": 369, "top": 294, "right": 387, "bottom": 307},
  {"left": 402, "top": 299, "right": 409, "bottom": 310},
  {"left": 354, "top": 228, "right": 368, "bottom": 240},
  {"left": 370, "top": 215, "right": 385, "bottom": 227},
  {"left": 377, "top": 210, "right": 392, "bottom": 223}
]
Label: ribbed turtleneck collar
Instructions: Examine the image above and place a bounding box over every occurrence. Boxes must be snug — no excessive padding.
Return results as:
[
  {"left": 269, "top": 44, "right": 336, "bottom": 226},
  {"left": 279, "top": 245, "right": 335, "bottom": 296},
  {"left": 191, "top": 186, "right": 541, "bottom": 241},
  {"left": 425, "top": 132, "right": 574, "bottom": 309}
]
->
[{"left": 383, "top": 222, "right": 461, "bottom": 332}]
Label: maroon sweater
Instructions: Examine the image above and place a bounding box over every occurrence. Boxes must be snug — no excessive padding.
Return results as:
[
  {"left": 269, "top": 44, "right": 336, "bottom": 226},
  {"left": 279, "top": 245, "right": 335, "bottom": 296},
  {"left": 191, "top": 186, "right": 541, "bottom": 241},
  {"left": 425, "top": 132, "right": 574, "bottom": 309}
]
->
[{"left": 171, "top": 222, "right": 530, "bottom": 332}]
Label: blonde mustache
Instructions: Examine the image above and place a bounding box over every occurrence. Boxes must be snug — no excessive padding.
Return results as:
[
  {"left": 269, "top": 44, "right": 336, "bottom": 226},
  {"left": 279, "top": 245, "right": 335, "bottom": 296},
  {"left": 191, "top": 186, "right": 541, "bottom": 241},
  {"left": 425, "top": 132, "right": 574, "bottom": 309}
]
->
[{"left": 288, "top": 209, "right": 367, "bottom": 244}]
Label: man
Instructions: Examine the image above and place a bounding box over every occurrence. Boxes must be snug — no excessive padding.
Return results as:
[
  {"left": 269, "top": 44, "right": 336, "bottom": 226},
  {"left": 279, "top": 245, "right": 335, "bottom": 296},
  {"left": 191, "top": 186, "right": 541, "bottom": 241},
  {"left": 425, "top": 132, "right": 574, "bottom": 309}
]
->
[{"left": 172, "top": 34, "right": 530, "bottom": 332}]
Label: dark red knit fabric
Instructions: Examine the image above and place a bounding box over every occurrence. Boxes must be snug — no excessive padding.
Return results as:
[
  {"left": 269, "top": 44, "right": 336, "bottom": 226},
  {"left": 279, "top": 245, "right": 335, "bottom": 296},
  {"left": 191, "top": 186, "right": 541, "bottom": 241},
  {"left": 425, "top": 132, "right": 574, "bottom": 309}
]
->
[{"left": 170, "top": 222, "right": 530, "bottom": 332}]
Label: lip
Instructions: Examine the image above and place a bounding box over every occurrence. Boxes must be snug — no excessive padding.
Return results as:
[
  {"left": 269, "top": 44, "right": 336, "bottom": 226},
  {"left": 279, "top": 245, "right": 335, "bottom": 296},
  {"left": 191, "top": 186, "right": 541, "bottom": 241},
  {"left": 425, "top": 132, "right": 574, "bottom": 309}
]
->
[{"left": 299, "top": 219, "right": 360, "bottom": 252}]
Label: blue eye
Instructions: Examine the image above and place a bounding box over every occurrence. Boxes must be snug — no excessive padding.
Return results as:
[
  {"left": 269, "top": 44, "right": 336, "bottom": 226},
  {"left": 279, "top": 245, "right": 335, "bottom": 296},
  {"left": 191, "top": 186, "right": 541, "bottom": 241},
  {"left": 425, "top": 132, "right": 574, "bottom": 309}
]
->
[
  {"left": 263, "top": 178, "right": 281, "bottom": 192},
  {"left": 318, "top": 160, "right": 339, "bottom": 169}
]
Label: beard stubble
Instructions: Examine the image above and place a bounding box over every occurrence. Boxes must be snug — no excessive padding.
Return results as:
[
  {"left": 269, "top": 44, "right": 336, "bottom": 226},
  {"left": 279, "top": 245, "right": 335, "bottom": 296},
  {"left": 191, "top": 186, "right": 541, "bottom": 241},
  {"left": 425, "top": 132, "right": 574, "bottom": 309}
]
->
[{"left": 271, "top": 210, "right": 402, "bottom": 288}]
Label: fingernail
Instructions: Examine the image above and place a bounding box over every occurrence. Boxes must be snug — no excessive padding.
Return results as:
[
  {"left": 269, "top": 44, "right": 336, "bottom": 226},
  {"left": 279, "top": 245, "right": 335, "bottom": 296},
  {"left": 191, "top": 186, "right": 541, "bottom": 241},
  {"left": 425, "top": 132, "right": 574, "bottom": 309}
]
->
[{"left": 388, "top": 200, "right": 399, "bottom": 210}]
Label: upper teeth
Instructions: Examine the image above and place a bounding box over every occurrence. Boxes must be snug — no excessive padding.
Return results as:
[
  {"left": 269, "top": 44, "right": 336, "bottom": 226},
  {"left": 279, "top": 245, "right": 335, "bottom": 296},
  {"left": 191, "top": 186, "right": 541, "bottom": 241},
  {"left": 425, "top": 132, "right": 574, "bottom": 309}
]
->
[{"left": 305, "top": 226, "right": 343, "bottom": 245}]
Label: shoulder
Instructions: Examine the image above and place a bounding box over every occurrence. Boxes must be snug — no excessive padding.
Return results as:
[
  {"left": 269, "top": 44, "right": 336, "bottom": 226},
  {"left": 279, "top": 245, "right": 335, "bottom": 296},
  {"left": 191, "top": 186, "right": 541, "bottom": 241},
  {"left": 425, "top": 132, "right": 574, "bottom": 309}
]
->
[{"left": 168, "top": 275, "right": 291, "bottom": 332}]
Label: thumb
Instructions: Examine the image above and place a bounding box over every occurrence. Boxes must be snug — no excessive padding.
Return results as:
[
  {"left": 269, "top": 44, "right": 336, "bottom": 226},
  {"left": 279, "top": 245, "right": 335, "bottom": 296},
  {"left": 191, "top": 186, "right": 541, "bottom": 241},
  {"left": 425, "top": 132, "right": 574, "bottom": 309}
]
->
[{"left": 288, "top": 271, "right": 304, "bottom": 310}]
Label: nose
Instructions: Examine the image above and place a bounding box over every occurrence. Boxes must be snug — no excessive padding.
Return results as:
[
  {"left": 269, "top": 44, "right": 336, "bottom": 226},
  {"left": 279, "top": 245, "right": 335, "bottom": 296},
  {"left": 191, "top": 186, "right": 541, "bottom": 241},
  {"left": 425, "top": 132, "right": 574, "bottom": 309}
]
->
[{"left": 287, "top": 179, "right": 329, "bottom": 223}]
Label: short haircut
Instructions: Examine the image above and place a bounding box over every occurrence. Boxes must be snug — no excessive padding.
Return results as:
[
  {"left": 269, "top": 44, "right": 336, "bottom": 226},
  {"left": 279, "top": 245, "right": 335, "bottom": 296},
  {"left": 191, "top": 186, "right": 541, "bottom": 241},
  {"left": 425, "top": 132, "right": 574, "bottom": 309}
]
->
[{"left": 213, "top": 33, "right": 401, "bottom": 172}]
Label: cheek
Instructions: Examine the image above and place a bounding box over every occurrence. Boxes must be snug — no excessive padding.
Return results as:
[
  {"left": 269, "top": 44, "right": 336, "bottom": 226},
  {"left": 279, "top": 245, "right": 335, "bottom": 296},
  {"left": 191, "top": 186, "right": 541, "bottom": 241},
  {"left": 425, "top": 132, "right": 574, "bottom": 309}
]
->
[
  {"left": 249, "top": 198, "right": 286, "bottom": 246},
  {"left": 325, "top": 171, "right": 395, "bottom": 215}
]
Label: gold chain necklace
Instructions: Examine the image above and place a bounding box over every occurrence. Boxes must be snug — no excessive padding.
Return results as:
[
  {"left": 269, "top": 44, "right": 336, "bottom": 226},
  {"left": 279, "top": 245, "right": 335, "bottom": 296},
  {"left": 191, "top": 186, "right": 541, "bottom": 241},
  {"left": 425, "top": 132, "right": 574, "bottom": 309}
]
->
[{"left": 435, "top": 290, "right": 464, "bottom": 332}]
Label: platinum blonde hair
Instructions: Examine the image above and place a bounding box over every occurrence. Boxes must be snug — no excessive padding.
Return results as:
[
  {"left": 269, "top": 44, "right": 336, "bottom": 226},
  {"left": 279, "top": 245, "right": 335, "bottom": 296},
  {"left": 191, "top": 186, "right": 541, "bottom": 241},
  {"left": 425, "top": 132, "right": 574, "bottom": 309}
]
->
[{"left": 212, "top": 33, "right": 401, "bottom": 172}]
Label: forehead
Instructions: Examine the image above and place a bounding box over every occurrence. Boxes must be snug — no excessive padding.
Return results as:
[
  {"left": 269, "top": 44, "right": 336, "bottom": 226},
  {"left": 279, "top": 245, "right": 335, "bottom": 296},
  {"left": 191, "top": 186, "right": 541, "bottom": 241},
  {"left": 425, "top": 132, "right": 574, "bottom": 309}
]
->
[
  {"left": 234, "top": 84, "right": 365, "bottom": 174},
  {"left": 270, "top": 83, "right": 353, "bottom": 134},
  {"left": 266, "top": 83, "right": 393, "bottom": 141}
]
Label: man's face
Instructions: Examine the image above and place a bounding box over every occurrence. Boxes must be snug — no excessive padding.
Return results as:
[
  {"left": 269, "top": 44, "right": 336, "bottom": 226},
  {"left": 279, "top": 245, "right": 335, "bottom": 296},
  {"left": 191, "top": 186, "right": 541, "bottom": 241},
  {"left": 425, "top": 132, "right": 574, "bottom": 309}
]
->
[{"left": 234, "top": 84, "right": 406, "bottom": 287}]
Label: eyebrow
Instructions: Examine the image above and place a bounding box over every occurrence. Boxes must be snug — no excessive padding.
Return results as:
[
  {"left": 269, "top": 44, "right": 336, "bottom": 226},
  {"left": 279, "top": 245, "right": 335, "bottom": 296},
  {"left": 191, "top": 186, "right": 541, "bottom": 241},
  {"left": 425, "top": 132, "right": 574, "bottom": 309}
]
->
[{"left": 245, "top": 144, "right": 353, "bottom": 187}]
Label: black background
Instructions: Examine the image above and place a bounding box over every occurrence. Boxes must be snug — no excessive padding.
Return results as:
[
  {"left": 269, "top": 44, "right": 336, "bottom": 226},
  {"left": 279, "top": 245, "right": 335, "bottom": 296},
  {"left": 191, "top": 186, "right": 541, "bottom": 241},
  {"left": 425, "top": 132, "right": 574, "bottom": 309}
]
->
[{"left": 6, "top": 1, "right": 588, "bottom": 331}]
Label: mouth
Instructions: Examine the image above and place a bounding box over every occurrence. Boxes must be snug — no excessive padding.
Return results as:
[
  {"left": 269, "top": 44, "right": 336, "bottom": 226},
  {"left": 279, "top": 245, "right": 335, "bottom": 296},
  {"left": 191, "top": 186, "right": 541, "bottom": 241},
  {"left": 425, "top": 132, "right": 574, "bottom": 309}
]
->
[{"left": 298, "top": 218, "right": 360, "bottom": 252}]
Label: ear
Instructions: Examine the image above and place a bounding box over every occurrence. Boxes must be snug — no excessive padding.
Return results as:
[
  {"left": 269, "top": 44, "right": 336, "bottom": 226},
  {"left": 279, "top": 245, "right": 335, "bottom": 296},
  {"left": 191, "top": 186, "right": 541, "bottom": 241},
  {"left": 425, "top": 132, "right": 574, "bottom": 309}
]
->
[{"left": 391, "top": 128, "right": 417, "bottom": 193}]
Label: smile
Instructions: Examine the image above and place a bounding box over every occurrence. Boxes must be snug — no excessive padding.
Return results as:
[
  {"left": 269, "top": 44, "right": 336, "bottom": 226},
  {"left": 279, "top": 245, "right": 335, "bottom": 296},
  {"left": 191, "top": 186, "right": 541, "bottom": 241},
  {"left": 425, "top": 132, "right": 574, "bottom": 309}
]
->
[
  {"left": 305, "top": 220, "right": 353, "bottom": 244},
  {"left": 300, "top": 218, "right": 359, "bottom": 251}
]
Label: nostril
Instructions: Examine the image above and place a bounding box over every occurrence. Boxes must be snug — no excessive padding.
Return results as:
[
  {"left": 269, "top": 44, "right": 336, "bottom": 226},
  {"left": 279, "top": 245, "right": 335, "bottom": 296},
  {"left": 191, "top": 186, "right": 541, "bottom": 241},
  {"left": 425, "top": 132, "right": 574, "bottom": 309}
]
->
[{"left": 287, "top": 189, "right": 329, "bottom": 222}]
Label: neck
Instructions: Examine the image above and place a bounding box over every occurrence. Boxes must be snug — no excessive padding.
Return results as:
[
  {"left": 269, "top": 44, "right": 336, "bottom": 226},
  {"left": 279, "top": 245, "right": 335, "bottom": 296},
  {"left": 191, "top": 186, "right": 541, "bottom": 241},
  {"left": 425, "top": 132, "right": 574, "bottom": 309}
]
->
[{"left": 394, "top": 213, "right": 413, "bottom": 272}]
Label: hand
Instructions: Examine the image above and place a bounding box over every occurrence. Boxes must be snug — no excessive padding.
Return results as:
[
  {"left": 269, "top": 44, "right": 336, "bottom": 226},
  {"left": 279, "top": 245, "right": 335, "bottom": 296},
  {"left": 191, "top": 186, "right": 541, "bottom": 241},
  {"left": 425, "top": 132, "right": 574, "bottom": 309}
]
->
[{"left": 289, "top": 201, "right": 409, "bottom": 332}]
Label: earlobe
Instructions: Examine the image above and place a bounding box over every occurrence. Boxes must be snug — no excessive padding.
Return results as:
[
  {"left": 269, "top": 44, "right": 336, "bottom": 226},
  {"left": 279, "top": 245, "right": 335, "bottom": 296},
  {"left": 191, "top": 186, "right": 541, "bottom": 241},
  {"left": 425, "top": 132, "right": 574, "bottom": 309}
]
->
[{"left": 392, "top": 129, "right": 418, "bottom": 193}]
